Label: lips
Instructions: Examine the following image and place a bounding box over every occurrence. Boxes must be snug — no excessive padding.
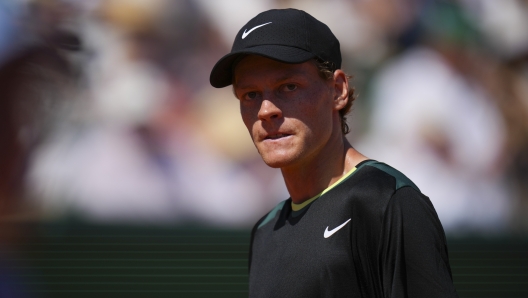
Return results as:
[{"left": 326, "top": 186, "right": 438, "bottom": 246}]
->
[{"left": 265, "top": 133, "right": 291, "bottom": 140}]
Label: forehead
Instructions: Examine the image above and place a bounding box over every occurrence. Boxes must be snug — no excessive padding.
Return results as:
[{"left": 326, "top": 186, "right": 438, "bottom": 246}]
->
[{"left": 233, "top": 55, "right": 319, "bottom": 86}]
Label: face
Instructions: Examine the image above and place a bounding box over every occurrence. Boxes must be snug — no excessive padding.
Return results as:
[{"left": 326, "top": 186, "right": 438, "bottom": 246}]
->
[{"left": 233, "top": 55, "right": 342, "bottom": 169}]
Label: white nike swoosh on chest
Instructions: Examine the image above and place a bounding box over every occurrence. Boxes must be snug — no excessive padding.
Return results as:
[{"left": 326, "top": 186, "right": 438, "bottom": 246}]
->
[
  {"left": 324, "top": 218, "right": 352, "bottom": 238},
  {"left": 242, "top": 22, "right": 272, "bottom": 39}
]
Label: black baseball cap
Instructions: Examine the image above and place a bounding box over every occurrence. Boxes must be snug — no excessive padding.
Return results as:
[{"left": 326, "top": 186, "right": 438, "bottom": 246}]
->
[{"left": 209, "top": 8, "right": 341, "bottom": 88}]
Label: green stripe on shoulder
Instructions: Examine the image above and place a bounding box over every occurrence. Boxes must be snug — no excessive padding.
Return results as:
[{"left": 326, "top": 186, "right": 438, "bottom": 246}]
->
[
  {"left": 364, "top": 161, "right": 420, "bottom": 192},
  {"left": 257, "top": 200, "right": 286, "bottom": 229}
]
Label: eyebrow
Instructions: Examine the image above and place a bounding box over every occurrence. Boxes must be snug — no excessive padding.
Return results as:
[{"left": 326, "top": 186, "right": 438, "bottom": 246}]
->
[
  {"left": 234, "top": 68, "right": 306, "bottom": 90},
  {"left": 275, "top": 69, "right": 306, "bottom": 83},
  {"left": 233, "top": 82, "right": 258, "bottom": 90}
]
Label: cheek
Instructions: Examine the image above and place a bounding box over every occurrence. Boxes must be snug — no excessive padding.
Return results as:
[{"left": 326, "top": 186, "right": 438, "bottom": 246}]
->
[
  {"left": 290, "top": 89, "right": 331, "bottom": 120},
  {"left": 240, "top": 104, "right": 258, "bottom": 134},
  {"left": 290, "top": 91, "right": 334, "bottom": 136}
]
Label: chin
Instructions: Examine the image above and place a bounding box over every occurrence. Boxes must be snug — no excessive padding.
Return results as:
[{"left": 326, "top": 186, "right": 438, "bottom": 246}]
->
[
  {"left": 262, "top": 159, "right": 287, "bottom": 169},
  {"left": 255, "top": 139, "right": 303, "bottom": 168},
  {"left": 259, "top": 151, "right": 299, "bottom": 169}
]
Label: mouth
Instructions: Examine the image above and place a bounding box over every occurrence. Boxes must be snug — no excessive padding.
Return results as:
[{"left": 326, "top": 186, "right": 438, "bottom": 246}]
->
[{"left": 264, "top": 133, "right": 291, "bottom": 140}]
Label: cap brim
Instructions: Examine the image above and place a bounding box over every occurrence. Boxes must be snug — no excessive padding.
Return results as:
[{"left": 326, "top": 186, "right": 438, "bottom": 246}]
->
[{"left": 209, "top": 45, "right": 315, "bottom": 88}]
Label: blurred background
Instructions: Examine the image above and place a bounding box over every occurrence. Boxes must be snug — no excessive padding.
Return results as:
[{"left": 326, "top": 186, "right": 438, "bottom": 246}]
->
[{"left": 0, "top": 0, "right": 527, "bottom": 297}]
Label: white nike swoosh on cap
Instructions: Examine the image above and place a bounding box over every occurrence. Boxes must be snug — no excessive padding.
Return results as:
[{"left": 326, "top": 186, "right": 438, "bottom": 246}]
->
[
  {"left": 324, "top": 218, "right": 351, "bottom": 238},
  {"left": 242, "top": 22, "right": 272, "bottom": 39}
]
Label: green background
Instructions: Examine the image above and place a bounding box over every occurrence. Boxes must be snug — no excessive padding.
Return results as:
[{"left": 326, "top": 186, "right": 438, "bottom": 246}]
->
[{"left": 4, "top": 221, "right": 528, "bottom": 298}]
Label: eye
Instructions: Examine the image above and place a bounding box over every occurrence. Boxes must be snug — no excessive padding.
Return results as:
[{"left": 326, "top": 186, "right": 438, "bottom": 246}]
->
[
  {"left": 283, "top": 84, "right": 297, "bottom": 92},
  {"left": 240, "top": 91, "right": 258, "bottom": 101},
  {"left": 244, "top": 91, "right": 258, "bottom": 100}
]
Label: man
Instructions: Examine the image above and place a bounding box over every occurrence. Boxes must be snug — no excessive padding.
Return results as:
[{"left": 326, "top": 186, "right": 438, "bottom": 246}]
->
[{"left": 209, "top": 8, "right": 458, "bottom": 298}]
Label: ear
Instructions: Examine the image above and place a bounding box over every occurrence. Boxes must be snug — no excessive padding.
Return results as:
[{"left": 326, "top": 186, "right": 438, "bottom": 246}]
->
[{"left": 332, "top": 69, "right": 349, "bottom": 111}]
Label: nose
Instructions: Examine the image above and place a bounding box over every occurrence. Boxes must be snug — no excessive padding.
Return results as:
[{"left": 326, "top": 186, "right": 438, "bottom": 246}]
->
[{"left": 258, "top": 96, "right": 282, "bottom": 122}]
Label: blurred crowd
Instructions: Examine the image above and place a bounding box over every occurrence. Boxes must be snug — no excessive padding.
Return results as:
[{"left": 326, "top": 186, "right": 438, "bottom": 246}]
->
[{"left": 1, "top": 0, "right": 527, "bottom": 234}]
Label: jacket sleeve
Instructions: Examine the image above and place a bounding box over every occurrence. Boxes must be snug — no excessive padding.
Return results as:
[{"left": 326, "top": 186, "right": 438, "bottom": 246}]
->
[{"left": 379, "top": 186, "right": 459, "bottom": 298}]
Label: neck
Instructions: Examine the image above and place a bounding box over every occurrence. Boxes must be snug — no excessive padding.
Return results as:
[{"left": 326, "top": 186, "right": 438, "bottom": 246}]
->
[{"left": 281, "top": 136, "right": 367, "bottom": 204}]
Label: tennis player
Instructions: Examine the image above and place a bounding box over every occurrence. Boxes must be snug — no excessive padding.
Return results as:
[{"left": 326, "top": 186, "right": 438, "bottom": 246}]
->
[{"left": 210, "top": 8, "right": 458, "bottom": 298}]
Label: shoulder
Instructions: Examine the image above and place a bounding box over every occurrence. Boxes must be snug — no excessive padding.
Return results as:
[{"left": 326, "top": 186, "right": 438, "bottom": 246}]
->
[
  {"left": 335, "top": 160, "right": 427, "bottom": 229},
  {"left": 358, "top": 162, "right": 445, "bottom": 241},
  {"left": 252, "top": 199, "right": 289, "bottom": 232},
  {"left": 358, "top": 160, "right": 437, "bottom": 218},
  {"left": 354, "top": 160, "right": 420, "bottom": 193}
]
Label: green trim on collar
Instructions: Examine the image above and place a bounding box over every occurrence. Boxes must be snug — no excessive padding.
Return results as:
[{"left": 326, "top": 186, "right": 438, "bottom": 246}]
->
[
  {"left": 291, "top": 167, "right": 357, "bottom": 212},
  {"left": 257, "top": 200, "right": 286, "bottom": 229}
]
